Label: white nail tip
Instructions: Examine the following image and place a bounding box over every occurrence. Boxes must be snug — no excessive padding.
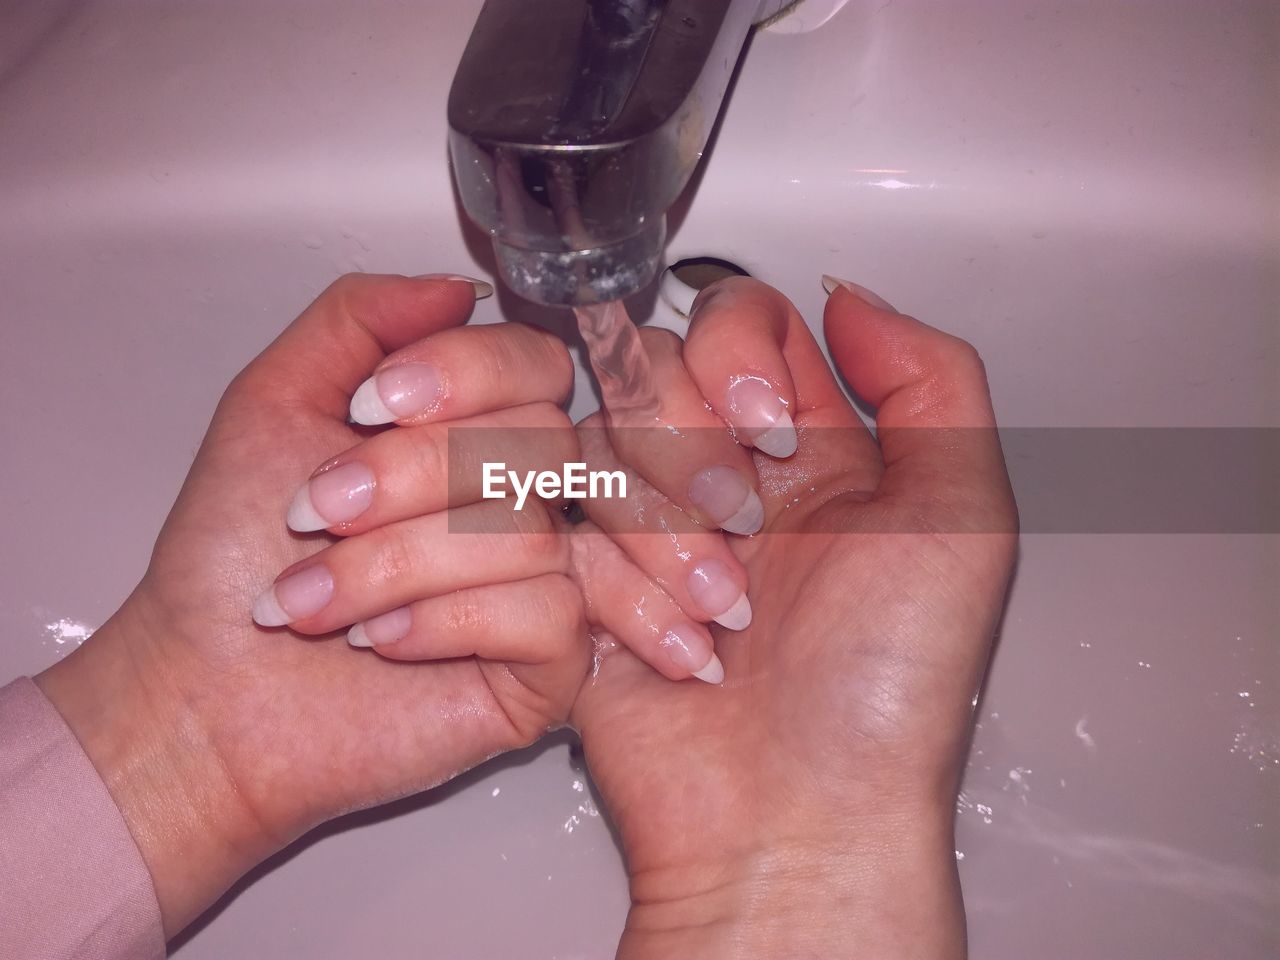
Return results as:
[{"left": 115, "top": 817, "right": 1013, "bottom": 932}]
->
[
  {"left": 753, "top": 411, "right": 798, "bottom": 458},
  {"left": 349, "top": 377, "right": 396, "bottom": 425},
  {"left": 413, "top": 274, "right": 494, "bottom": 299},
  {"left": 347, "top": 623, "right": 374, "bottom": 648},
  {"left": 713, "top": 594, "right": 753, "bottom": 632},
  {"left": 692, "top": 653, "right": 726, "bottom": 685},
  {"left": 822, "top": 274, "right": 847, "bottom": 295},
  {"left": 251, "top": 589, "right": 290, "bottom": 627},
  {"left": 721, "top": 489, "right": 765, "bottom": 536},
  {"left": 285, "top": 485, "right": 329, "bottom": 532}
]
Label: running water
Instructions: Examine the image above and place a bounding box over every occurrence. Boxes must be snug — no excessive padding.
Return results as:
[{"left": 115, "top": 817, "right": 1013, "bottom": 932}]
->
[{"left": 572, "top": 300, "right": 660, "bottom": 421}]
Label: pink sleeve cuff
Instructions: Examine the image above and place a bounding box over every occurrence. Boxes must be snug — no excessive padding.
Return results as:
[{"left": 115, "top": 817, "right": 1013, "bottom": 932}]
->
[{"left": 0, "top": 677, "right": 166, "bottom": 960}]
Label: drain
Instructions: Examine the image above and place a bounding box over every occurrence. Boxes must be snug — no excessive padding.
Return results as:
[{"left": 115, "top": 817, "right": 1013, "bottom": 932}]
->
[
  {"left": 659, "top": 256, "right": 751, "bottom": 319},
  {"left": 670, "top": 256, "right": 750, "bottom": 289}
]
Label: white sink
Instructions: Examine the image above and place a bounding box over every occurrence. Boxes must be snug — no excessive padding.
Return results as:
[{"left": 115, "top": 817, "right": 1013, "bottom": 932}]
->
[{"left": 0, "top": 2, "right": 1275, "bottom": 957}]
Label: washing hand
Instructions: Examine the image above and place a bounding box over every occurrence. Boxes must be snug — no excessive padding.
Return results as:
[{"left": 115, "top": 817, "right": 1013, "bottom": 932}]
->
[
  {"left": 33, "top": 268, "right": 1016, "bottom": 958},
  {"left": 35, "top": 274, "right": 591, "bottom": 936},
  {"left": 569, "top": 277, "right": 1018, "bottom": 959}
]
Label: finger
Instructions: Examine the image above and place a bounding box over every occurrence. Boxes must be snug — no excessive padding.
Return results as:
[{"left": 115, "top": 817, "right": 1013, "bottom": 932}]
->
[
  {"left": 348, "top": 320, "right": 574, "bottom": 427},
  {"left": 576, "top": 415, "right": 751, "bottom": 630},
  {"left": 239, "top": 273, "right": 488, "bottom": 420},
  {"left": 283, "top": 402, "right": 579, "bottom": 535},
  {"left": 684, "top": 277, "right": 804, "bottom": 456},
  {"left": 347, "top": 574, "right": 583, "bottom": 662},
  {"left": 688, "top": 276, "right": 883, "bottom": 502},
  {"left": 250, "top": 498, "right": 568, "bottom": 634},
  {"left": 607, "top": 327, "right": 764, "bottom": 535},
  {"left": 350, "top": 574, "right": 590, "bottom": 739},
  {"left": 570, "top": 521, "right": 724, "bottom": 684},
  {"left": 822, "top": 277, "right": 1015, "bottom": 521}
]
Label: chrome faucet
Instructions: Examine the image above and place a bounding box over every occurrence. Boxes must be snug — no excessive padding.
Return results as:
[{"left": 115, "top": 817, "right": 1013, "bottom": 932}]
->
[{"left": 448, "top": 0, "right": 795, "bottom": 305}]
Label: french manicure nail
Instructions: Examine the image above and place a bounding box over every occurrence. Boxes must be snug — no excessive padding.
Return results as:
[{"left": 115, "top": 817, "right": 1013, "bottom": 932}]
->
[
  {"left": 349, "top": 362, "right": 443, "bottom": 425},
  {"left": 251, "top": 565, "right": 334, "bottom": 627},
  {"left": 688, "top": 466, "right": 764, "bottom": 535},
  {"left": 726, "top": 377, "right": 798, "bottom": 459},
  {"left": 286, "top": 461, "right": 376, "bottom": 532},
  {"left": 687, "top": 559, "right": 752, "bottom": 631},
  {"left": 821, "top": 274, "right": 898, "bottom": 313},
  {"left": 348, "top": 606, "right": 412, "bottom": 648},
  {"left": 414, "top": 273, "right": 495, "bottom": 300},
  {"left": 661, "top": 624, "right": 725, "bottom": 684}
]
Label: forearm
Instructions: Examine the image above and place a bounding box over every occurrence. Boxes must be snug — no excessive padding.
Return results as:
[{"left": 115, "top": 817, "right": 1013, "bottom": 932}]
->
[{"left": 618, "top": 811, "right": 964, "bottom": 960}]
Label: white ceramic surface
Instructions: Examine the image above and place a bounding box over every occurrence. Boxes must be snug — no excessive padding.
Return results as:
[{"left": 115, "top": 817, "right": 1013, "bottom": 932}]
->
[{"left": 1, "top": 1, "right": 1275, "bottom": 957}]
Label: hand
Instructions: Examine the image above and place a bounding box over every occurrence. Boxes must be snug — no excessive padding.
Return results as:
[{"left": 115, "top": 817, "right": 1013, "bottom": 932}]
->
[
  {"left": 570, "top": 277, "right": 1018, "bottom": 959},
  {"left": 35, "top": 274, "right": 590, "bottom": 936}
]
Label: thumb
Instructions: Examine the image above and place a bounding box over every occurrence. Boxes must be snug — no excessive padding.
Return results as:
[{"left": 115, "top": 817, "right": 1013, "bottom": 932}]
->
[
  {"left": 822, "top": 277, "right": 1016, "bottom": 528},
  {"left": 237, "top": 272, "right": 488, "bottom": 420}
]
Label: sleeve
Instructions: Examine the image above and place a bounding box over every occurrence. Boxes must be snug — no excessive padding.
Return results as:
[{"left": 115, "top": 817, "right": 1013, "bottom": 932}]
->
[{"left": 0, "top": 677, "right": 166, "bottom": 960}]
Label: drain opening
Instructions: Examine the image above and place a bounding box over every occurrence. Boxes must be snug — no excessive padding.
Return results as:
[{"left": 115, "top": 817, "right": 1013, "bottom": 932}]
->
[
  {"left": 669, "top": 256, "right": 751, "bottom": 290},
  {"left": 660, "top": 256, "right": 751, "bottom": 319}
]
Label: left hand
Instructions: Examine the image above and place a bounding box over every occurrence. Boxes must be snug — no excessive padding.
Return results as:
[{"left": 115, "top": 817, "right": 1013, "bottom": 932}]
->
[{"left": 36, "top": 273, "right": 591, "bottom": 936}]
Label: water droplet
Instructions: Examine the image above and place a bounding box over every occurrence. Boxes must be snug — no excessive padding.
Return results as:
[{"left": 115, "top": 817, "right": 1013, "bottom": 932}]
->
[{"left": 1074, "top": 716, "right": 1097, "bottom": 752}]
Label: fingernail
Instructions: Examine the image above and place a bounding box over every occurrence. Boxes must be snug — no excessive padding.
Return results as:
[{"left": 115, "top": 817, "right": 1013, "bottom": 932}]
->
[
  {"left": 251, "top": 565, "right": 334, "bottom": 627},
  {"left": 660, "top": 624, "right": 725, "bottom": 684},
  {"left": 726, "top": 377, "right": 797, "bottom": 459},
  {"left": 688, "top": 466, "right": 764, "bottom": 535},
  {"left": 821, "top": 275, "right": 897, "bottom": 313},
  {"left": 687, "top": 559, "right": 752, "bottom": 631},
  {"left": 286, "top": 461, "right": 376, "bottom": 532},
  {"left": 414, "top": 273, "right": 495, "bottom": 300},
  {"left": 348, "top": 606, "right": 412, "bottom": 648},
  {"left": 349, "top": 362, "right": 443, "bottom": 425}
]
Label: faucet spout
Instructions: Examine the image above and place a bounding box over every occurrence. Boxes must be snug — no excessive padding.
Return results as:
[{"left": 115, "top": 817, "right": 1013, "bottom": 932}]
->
[{"left": 448, "top": 0, "right": 787, "bottom": 305}]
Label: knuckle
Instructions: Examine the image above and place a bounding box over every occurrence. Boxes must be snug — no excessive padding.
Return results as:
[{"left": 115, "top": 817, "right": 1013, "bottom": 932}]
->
[
  {"left": 513, "top": 497, "right": 553, "bottom": 534},
  {"left": 443, "top": 590, "right": 492, "bottom": 636},
  {"left": 471, "top": 331, "right": 514, "bottom": 393},
  {"left": 940, "top": 334, "right": 987, "bottom": 380},
  {"left": 498, "top": 324, "right": 575, "bottom": 403},
  {"left": 323, "top": 272, "right": 368, "bottom": 313},
  {"left": 526, "top": 327, "right": 576, "bottom": 401},
  {"left": 638, "top": 326, "right": 684, "bottom": 357},
  {"left": 406, "top": 426, "right": 446, "bottom": 482},
  {"left": 365, "top": 524, "right": 421, "bottom": 588},
  {"left": 525, "top": 402, "right": 582, "bottom": 466},
  {"left": 533, "top": 574, "right": 586, "bottom": 645},
  {"left": 574, "top": 416, "right": 613, "bottom": 466},
  {"left": 512, "top": 503, "right": 570, "bottom": 567}
]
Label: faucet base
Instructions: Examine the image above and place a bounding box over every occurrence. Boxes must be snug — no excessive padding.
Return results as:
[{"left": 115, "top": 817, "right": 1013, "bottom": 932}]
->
[{"left": 492, "top": 221, "right": 666, "bottom": 306}]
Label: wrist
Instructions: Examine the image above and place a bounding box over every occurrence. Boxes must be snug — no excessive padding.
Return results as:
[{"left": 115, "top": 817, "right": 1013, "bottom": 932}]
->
[
  {"left": 619, "top": 804, "right": 963, "bottom": 960},
  {"left": 35, "top": 599, "right": 280, "bottom": 939}
]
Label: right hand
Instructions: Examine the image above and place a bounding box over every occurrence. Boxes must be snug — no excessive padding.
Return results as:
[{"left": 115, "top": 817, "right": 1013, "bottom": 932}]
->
[{"left": 570, "top": 277, "right": 1018, "bottom": 958}]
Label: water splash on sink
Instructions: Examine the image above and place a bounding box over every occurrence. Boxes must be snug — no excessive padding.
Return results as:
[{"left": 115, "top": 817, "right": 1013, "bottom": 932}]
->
[
  {"left": 43, "top": 617, "right": 94, "bottom": 657},
  {"left": 563, "top": 776, "right": 601, "bottom": 835}
]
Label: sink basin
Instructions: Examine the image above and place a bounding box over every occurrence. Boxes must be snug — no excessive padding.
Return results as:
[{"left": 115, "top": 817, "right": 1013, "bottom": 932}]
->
[{"left": 0, "top": 1, "right": 1275, "bottom": 957}]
